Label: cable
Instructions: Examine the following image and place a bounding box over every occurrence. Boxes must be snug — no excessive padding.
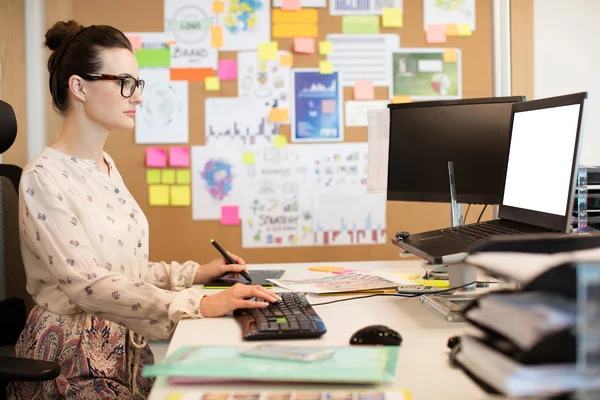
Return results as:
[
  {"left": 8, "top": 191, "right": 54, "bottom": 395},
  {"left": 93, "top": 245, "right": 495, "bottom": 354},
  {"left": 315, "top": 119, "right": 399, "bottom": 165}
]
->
[
  {"left": 477, "top": 204, "right": 488, "bottom": 223},
  {"left": 463, "top": 203, "right": 471, "bottom": 224}
]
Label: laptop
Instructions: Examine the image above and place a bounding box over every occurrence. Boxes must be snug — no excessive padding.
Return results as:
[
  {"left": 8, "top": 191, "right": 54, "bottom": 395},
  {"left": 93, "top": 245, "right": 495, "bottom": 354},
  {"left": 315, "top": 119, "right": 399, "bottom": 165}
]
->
[{"left": 392, "top": 92, "right": 588, "bottom": 265}]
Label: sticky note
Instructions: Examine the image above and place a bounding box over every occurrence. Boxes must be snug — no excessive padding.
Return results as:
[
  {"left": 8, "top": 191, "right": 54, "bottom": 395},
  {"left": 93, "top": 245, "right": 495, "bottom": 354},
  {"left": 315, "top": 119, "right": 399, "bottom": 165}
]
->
[
  {"left": 273, "top": 8, "right": 318, "bottom": 23},
  {"left": 218, "top": 60, "right": 237, "bottom": 80},
  {"left": 212, "top": 0, "right": 224, "bottom": 13},
  {"left": 443, "top": 49, "right": 458, "bottom": 63},
  {"left": 353, "top": 80, "right": 374, "bottom": 100},
  {"left": 126, "top": 35, "right": 142, "bottom": 50},
  {"left": 309, "top": 266, "right": 345, "bottom": 272},
  {"left": 135, "top": 49, "right": 170, "bottom": 68},
  {"left": 294, "top": 38, "right": 315, "bottom": 54},
  {"left": 146, "top": 169, "right": 161, "bottom": 184},
  {"left": 281, "top": 0, "right": 301, "bottom": 10},
  {"left": 146, "top": 147, "right": 167, "bottom": 167},
  {"left": 426, "top": 24, "right": 447, "bottom": 43},
  {"left": 205, "top": 76, "right": 220, "bottom": 91},
  {"left": 273, "top": 134, "right": 287, "bottom": 148},
  {"left": 446, "top": 24, "right": 459, "bottom": 36},
  {"left": 167, "top": 392, "right": 185, "bottom": 400},
  {"left": 342, "top": 16, "right": 380, "bottom": 34},
  {"left": 412, "top": 279, "right": 450, "bottom": 288},
  {"left": 220, "top": 205, "right": 240, "bottom": 225},
  {"left": 168, "top": 146, "right": 190, "bottom": 167},
  {"left": 321, "top": 99, "right": 336, "bottom": 114},
  {"left": 273, "top": 24, "right": 318, "bottom": 38},
  {"left": 319, "top": 41, "right": 332, "bottom": 55},
  {"left": 392, "top": 95, "right": 412, "bottom": 104},
  {"left": 319, "top": 60, "right": 333, "bottom": 74},
  {"left": 458, "top": 23, "right": 472, "bottom": 36},
  {"left": 242, "top": 152, "right": 255, "bottom": 165},
  {"left": 269, "top": 108, "right": 289, "bottom": 123},
  {"left": 391, "top": 272, "right": 421, "bottom": 280},
  {"left": 382, "top": 8, "right": 402, "bottom": 28},
  {"left": 259, "top": 41, "right": 278, "bottom": 61},
  {"left": 170, "top": 185, "right": 191, "bottom": 206},
  {"left": 211, "top": 25, "right": 223, "bottom": 48},
  {"left": 279, "top": 53, "right": 293, "bottom": 66},
  {"left": 149, "top": 185, "right": 170, "bottom": 206},
  {"left": 176, "top": 169, "right": 191, "bottom": 184},
  {"left": 161, "top": 169, "right": 176, "bottom": 184},
  {"left": 170, "top": 68, "right": 213, "bottom": 82}
]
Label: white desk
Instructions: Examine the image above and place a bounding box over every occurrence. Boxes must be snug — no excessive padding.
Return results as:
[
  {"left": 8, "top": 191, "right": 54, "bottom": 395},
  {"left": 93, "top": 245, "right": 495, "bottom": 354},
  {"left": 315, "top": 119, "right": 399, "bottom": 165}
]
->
[{"left": 148, "top": 260, "right": 496, "bottom": 400}]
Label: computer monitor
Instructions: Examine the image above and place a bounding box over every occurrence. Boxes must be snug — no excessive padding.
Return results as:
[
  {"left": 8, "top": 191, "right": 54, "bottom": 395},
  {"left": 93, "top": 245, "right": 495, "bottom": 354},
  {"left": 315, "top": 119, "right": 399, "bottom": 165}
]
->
[{"left": 386, "top": 96, "right": 525, "bottom": 205}]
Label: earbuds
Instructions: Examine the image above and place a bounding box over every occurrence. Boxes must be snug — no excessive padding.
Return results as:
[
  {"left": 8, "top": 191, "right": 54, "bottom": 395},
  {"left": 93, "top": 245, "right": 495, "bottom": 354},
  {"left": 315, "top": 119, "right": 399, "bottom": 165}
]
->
[{"left": 394, "top": 231, "right": 410, "bottom": 240}]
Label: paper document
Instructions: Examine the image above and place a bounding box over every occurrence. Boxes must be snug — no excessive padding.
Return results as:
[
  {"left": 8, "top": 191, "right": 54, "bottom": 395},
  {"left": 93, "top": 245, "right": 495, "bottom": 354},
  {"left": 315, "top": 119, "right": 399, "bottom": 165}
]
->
[
  {"left": 268, "top": 272, "right": 401, "bottom": 294},
  {"left": 345, "top": 100, "right": 388, "bottom": 127},
  {"left": 367, "top": 108, "right": 390, "bottom": 194}
]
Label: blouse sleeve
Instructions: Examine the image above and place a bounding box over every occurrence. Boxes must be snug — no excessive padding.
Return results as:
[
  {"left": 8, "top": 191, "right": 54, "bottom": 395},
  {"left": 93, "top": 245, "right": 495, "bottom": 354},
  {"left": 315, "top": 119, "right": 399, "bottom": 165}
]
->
[
  {"left": 19, "top": 169, "right": 206, "bottom": 340},
  {"left": 146, "top": 261, "right": 201, "bottom": 291}
]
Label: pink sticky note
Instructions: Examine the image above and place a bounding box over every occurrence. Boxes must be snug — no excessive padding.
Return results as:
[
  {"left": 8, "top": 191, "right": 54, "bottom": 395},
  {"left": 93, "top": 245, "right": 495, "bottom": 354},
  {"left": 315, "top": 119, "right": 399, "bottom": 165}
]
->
[
  {"left": 218, "top": 60, "right": 237, "bottom": 80},
  {"left": 426, "top": 24, "right": 447, "bottom": 43},
  {"left": 332, "top": 268, "right": 367, "bottom": 274},
  {"left": 146, "top": 147, "right": 167, "bottom": 168},
  {"left": 353, "top": 80, "right": 374, "bottom": 100},
  {"left": 281, "top": 0, "right": 301, "bottom": 10},
  {"left": 294, "top": 38, "right": 315, "bottom": 54},
  {"left": 126, "top": 35, "right": 142, "bottom": 50},
  {"left": 168, "top": 146, "right": 190, "bottom": 167},
  {"left": 220, "top": 206, "right": 240, "bottom": 225},
  {"left": 321, "top": 99, "right": 336, "bottom": 114}
]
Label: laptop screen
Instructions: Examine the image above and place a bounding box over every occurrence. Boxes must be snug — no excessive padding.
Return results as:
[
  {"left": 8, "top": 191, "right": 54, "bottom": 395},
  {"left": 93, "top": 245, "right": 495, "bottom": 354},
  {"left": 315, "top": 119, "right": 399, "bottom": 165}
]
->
[{"left": 499, "top": 93, "right": 587, "bottom": 232}]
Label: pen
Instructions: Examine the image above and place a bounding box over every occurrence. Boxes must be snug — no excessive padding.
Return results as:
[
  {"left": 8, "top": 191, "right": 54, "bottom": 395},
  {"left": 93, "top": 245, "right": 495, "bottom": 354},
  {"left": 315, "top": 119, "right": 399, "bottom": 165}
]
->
[{"left": 210, "top": 239, "right": 252, "bottom": 283}]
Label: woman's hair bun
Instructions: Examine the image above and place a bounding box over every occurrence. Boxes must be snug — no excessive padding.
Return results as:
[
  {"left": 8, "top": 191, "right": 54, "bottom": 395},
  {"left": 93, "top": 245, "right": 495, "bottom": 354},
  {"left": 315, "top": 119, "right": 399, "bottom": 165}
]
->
[{"left": 44, "top": 20, "right": 84, "bottom": 51}]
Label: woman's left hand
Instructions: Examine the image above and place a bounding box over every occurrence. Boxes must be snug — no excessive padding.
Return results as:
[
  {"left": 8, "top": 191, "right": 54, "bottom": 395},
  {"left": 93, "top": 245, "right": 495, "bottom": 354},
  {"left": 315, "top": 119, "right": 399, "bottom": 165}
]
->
[{"left": 194, "top": 252, "right": 248, "bottom": 284}]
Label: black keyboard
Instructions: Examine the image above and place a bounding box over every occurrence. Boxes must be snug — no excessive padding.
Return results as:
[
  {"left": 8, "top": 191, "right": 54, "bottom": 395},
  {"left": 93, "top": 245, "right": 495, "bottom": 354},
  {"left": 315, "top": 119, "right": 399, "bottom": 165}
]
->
[
  {"left": 441, "top": 223, "right": 526, "bottom": 243},
  {"left": 233, "top": 292, "right": 327, "bottom": 340}
]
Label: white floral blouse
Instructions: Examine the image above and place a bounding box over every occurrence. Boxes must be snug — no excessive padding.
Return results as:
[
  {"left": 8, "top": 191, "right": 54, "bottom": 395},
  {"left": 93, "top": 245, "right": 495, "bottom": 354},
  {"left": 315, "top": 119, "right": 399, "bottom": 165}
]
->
[{"left": 19, "top": 147, "right": 206, "bottom": 341}]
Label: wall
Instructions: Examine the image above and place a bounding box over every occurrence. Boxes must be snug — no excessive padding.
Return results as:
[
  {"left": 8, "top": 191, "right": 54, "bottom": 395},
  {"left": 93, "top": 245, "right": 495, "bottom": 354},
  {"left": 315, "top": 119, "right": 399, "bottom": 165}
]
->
[{"left": 534, "top": 0, "right": 600, "bottom": 165}]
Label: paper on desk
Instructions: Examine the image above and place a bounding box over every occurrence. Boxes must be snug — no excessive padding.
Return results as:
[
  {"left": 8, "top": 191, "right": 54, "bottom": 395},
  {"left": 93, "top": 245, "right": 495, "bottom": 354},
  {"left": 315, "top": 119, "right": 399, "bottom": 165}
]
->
[
  {"left": 267, "top": 272, "right": 412, "bottom": 294},
  {"left": 366, "top": 108, "right": 390, "bottom": 194}
]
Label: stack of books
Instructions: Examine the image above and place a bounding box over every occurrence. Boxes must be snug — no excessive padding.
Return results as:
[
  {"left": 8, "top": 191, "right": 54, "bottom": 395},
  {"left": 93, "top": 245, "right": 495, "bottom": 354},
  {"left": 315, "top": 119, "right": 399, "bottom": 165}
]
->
[{"left": 450, "top": 235, "right": 600, "bottom": 398}]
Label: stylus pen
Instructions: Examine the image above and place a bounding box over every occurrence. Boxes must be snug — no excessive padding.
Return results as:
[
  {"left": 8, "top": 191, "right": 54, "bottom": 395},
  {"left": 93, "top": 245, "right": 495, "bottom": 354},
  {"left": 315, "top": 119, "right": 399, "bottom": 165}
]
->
[{"left": 210, "top": 239, "right": 252, "bottom": 282}]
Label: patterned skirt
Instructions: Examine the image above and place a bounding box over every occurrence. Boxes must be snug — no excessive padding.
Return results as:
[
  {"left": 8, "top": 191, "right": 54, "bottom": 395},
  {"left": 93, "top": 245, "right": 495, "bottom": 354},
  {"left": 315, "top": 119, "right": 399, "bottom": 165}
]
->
[{"left": 8, "top": 306, "right": 155, "bottom": 399}]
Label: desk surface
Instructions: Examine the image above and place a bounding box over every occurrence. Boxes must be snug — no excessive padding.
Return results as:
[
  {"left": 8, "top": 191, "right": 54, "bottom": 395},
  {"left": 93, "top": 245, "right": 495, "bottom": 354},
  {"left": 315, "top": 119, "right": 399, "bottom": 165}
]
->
[{"left": 148, "top": 260, "right": 494, "bottom": 400}]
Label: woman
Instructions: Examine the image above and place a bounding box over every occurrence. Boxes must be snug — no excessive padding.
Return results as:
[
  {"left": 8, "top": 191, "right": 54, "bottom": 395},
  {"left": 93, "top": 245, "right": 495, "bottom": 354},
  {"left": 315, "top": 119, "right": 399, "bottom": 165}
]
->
[{"left": 9, "top": 20, "right": 279, "bottom": 399}]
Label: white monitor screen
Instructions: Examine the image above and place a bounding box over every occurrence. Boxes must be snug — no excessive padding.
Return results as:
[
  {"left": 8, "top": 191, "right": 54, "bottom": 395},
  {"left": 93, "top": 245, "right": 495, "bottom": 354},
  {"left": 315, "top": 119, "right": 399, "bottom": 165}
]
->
[{"left": 502, "top": 103, "right": 581, "bottom": 216}]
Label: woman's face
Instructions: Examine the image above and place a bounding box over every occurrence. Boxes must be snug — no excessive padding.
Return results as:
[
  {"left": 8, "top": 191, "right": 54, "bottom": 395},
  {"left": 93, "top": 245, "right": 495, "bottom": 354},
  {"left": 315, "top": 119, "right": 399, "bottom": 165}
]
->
[{"left": 82, "top": 48, "right": 143, "bottom": 131}]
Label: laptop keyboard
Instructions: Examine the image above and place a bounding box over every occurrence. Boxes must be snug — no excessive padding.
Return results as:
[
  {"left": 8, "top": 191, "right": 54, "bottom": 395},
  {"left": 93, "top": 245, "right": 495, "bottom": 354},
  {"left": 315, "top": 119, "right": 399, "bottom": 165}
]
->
[{"left": 441, "top": 223, "right": 526, "bottom": 243}]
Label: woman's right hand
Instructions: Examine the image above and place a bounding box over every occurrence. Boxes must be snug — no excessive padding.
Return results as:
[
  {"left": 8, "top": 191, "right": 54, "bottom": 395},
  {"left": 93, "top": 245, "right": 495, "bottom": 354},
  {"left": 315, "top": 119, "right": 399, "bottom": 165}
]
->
[{"left": 199, "top": 283, "right": 281, "bottom": 318}]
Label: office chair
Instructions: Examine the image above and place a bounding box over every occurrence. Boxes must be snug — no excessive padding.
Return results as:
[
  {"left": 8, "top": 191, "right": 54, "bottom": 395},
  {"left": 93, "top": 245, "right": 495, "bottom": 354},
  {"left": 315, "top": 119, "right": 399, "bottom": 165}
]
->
[{"left": 0, "top": 100, "right": 60, "bottom": 400}]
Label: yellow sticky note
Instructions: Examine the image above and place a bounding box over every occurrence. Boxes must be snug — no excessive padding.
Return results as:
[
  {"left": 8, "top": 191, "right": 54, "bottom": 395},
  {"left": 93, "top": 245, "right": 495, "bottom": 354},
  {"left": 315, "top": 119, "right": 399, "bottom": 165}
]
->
[
  {"left": 382, "top": 8, "right": 403, "bottom": 28},
  {"left": 446, "top": 24, "right": 459, "bottom": 36},
  {"left": 212, "top": 0, "right": 224, "bottom": 13},
  {"left": 176, "top": 169, "right": 191, "bottom": 185},
  {"left": 205, "top": 76, "right": 220, "bottom": 91},
  {"left": 280, "top": 53, "right": 293, "bottom": 67},
  {"left": 309, "top": 266, "right": 346, "bottom": 272},
  {"left": 412, "top": 279, "right": 450, "bottom": 288},
  {"left": 149, "top": 185, "right": 170, "bottom": 206},
  {"left": 319, "top": 60, "right": 333, "bottom": 74},
  {"left": 170, "top": 185, "right": 191, "bottom": 206},
  {"left": 458, "top": 23, "right": 472, "bottom": 36},
  {"left": 167, "top": 393, "right": 185, "bottom": 400},
  {"left": 161, "top": 169, "right": 176, "bottom": 184},
  {"left": 146, "top": 169, "right": 161, "bottom": 184},
  {"left": 318, "top": 41, "right": 332, "bottom": 55},
  {"left": 273, "top": 134, "right": 287, "bottom": 148},
  {"left": 259, "top": 41, "right": 278, "bottom": 61},
  {"left": 242, "top": 152, "right": 255, "bottom": 165},
  {"left": 269, "top": 108, "right": 289, "bottom": 123},
  {"left": 211, "top": 25, "right": 223, "bottom": 48},
  {"left": 443, "top": 49, "right": 458, "bottom": 63},
  {"left": 392, "top": 95, "right": 412, "bottom": 104}
]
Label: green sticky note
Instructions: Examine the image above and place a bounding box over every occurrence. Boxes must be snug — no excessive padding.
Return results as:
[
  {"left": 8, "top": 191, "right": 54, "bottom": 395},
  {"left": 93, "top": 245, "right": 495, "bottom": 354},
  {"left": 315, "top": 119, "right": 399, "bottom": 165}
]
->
[
  {"left": 162, "top": 169, "right": 176, "bottom": 184},
  {"left": 135, "top": 48, "right": 170, "bottom": 68},
  {"left": 146, "top": 169, "right": 161, "bottom": 184},
  {"left": 342, "top": 16, "right": 380, "bottom": 34},
  {"left": 149, "top": 185, "right": 170, "bottom": 206},
  {"left": 176, "top": 169, "right": 191, "bottom": 185},
  {"left": 242, "top": 152, "right": 255, "bottom": 165}
]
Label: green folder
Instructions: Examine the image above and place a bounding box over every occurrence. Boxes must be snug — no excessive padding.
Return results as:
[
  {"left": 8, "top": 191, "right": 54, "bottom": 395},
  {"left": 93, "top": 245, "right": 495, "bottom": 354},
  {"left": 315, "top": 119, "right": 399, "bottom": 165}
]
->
[{"left": 142, "top": 345, "right": 398, "bottom": 384}]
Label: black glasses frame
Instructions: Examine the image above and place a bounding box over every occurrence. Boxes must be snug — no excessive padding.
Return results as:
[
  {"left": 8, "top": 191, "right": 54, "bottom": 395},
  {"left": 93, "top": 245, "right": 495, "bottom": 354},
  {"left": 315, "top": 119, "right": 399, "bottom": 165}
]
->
[{"left": 79, "top": 73, "right": 145, "bottom": 98}]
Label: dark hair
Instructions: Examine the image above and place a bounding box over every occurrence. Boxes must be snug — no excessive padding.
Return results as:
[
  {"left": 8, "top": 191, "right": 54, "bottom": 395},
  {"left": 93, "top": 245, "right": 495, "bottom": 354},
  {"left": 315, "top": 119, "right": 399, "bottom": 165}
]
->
[{"left": 44, "top": 20, "right": 133, "bottom": 113}]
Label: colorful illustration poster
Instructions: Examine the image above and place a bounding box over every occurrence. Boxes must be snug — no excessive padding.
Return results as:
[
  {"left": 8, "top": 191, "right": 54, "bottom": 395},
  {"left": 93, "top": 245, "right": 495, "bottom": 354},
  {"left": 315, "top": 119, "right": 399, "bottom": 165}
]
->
[
  {"left": 391, "top": 49, "right": 462, "bottom": 100},
  {"left": 291, "top": 70, "right": 344, "bottom": 143},
  {"left": 423, "top": 0, "right": 476, "bottom": 31},
  {"left": 221, "top": 0, "right": 270, "bottom": 50},
  {"left": 237, "top": 51, "right": 292, "bottom": 124}
]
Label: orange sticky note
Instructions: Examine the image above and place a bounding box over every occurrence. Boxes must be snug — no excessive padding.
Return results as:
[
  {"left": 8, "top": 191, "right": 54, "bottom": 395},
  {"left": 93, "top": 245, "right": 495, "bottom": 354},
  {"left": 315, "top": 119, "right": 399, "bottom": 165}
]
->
[
  {"left": 212, "top": 0, "right": 225, "bottom": 13},
  {"left": 353, "top": 80, "right": 374, "bottom": 100},
  {"left": 309, "top": 266, "right": 346, "bottom": 272},
  {"left": 211, "top": 25, "right": 223, "bottom": 48},
  {"left": 294, "top": 37, "right": 315, "bottom": 54},
  {"left": 319, "top": 60, "right": 333, "bottom": 74},
  {"left": 279, "top": 53, "right": 294, "bottom": 66},
  {"left": 392, "top": 95, "right": 412, "bottom": 104},
  {"left": 426, "top": 24, "right": 447, "bottom": 43},
  {"left": 269, "top": 108, "right": 289, "bottom": 123},
  {"left": 446, "top": 24, "right": 459, "bottom": 36},
  {"left": 458, "top": 23, "right": 472, "bottom": 36},
  {"left": 443, "top": 49, "right": 458, "bottom": 63},
  {"left": 281, "top": 0, "right": 301, "bottom": 10}
]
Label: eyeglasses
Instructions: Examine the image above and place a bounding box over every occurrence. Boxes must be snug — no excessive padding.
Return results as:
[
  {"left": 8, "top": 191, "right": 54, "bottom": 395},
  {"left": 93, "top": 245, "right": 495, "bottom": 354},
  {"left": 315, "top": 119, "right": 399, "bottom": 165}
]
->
[{"left": 81, "top": 73, "right": 145, "bottom": 98}]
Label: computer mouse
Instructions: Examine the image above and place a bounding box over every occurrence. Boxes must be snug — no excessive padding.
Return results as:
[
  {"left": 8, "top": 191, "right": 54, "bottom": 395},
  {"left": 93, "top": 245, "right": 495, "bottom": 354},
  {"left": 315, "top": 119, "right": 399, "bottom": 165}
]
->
[
  {"left": 394, "top": 231, "right": 410, "bottom": 240},
  {"left": 349, "top": 325, "right": 403, "bottom": 346}
]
